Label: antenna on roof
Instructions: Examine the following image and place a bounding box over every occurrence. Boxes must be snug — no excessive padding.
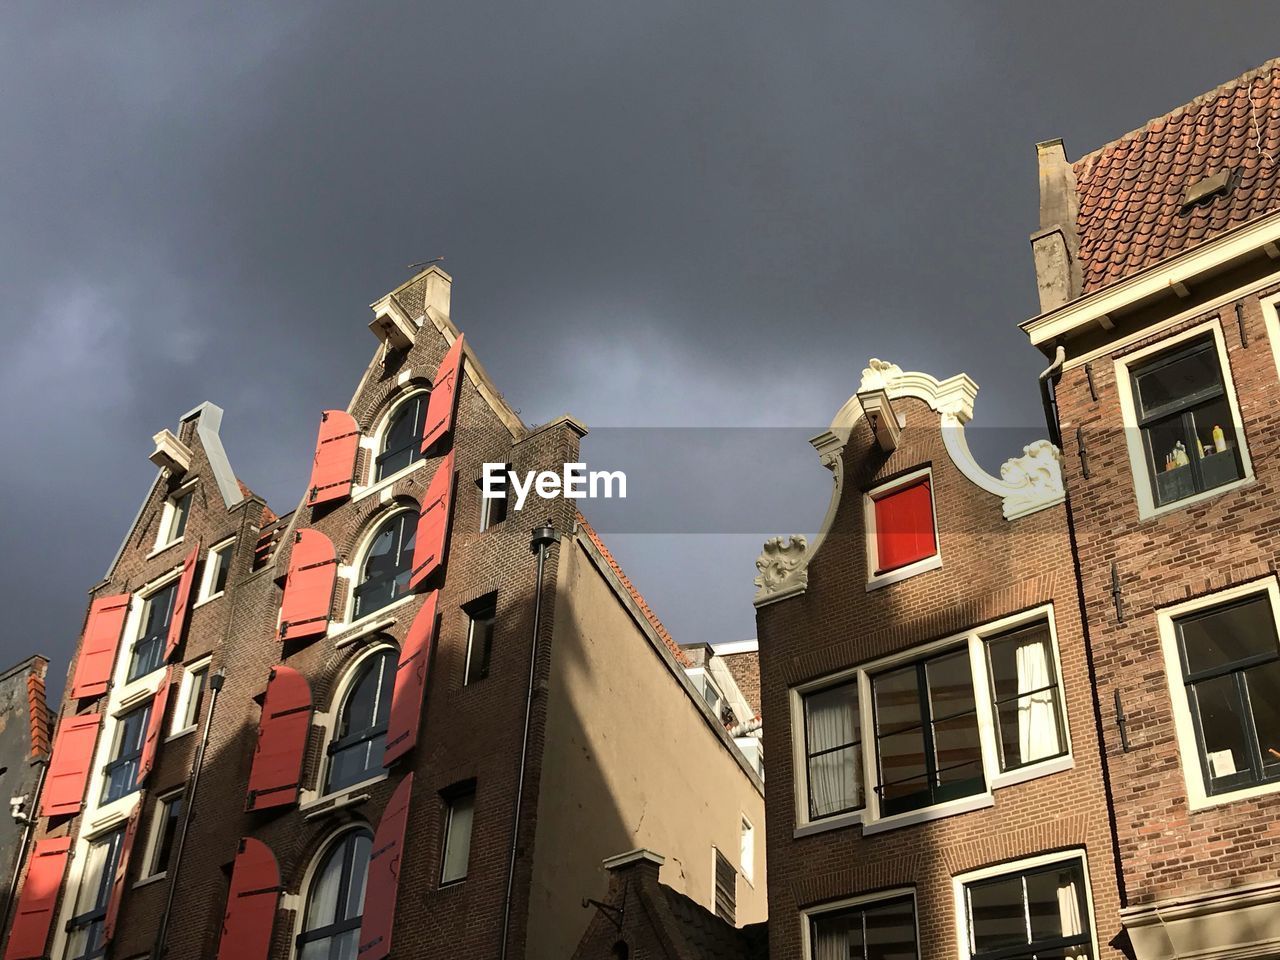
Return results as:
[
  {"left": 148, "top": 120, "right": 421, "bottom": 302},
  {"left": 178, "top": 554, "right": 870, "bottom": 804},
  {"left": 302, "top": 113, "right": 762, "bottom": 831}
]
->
[{"left": 407, "top": 256, "right": 445, "bottom": 271}]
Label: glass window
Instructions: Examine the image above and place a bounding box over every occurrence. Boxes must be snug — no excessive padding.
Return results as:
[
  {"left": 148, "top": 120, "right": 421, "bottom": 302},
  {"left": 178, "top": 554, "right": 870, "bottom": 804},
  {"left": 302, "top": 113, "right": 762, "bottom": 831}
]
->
[
  {"left": 353, "top": 512, "right": 416, "bottom": 620},
  {"left": 873, "top": 649, "right": 984, "bottom": 816},
  {"left": 1174, "top": 594, "right": 1280, "bottom": 793},
  {"left": 325, "top": 649, "right": 396, "bottom": 794},
  {"left": 297, "top": 829, "right": 372, "bottom": 960},
  {"left": 984, "top": 622, "right": 1067, "bottom": 771},
  {"left": 145, "top": 793, "right": 183, "bottom": 878},
  {"left": 479, "top": 470, "right": 509, "bottom": 531},
  {"left": 964, "top": 859, "right": 1091, "bottom": 960},
  {"left": 740, "top": 817, "right": 754, "bottom": 884},
  {"left": 63, "top": 828, "right": 125, "bottom": 960},
  {"left": 200, "top": 541, "right": 233, "bottom": 601},
  {"left": 441, "top": 787, "right": 475, "bottom": 884},
  {"left": 810, "top": 894, "right": 917, "bottom": 960},
  {"left": 464, "top": 595, "right": 497, "bottom": 685},
  {"left": 102, "top": 703, "right": 151, "bottom": 804},
  {"left": 1131, "top": 336, "right": 1244, "bottom": 507},
  {"left": 176, "top": 661, "right": 210, "bottom": 733},
  {"left": 158, "top": 490, "right": 192, "bottom": 547},
  {"left": 375, "top": 393, "right": 429, "bottom": 482},
  {"left": 129, "top": 581, "right": 178, "bottom": 682},
  {"left": 802, "top": 680, "right": 863, "bottom": 819}
]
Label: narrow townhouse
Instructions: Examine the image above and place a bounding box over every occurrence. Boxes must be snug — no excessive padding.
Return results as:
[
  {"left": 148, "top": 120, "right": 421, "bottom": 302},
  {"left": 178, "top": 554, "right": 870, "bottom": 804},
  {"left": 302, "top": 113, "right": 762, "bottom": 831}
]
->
[
  {"left": 1026, "top": 59, "right": 1280, "bottom": 958},
  {"left": 6, "top": 265, "right": 765, "bottom": 960},
  {"left": 752, "top": 360, "right": 1124, "bottom": 960}
]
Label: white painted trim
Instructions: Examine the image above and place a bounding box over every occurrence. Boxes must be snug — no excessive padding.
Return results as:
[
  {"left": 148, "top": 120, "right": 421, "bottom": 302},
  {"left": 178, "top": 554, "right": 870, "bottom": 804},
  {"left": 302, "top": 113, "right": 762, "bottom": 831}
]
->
[
  {"left": 739, "top": 813, "right": 756, "bottom": 887},
  {"left": 138, "top": 788, "right": 184, "bottom": 880},
  {"left": 289, "top": 824, "right": 376, "bottom": 946},
  {"left": 353, "top": 387, "right": 431, "bottom": 496},
  {"left": 152, "top": 481, "right": 197, "bottom": 553},
  {"left": 169, "top": 656, "right": 212, "bottom": 736},
  {"left": 1156, "top": 577, "right": 1280, "bottom": 811},
  {"left": 1112, "top": 317, "right": 1254, "bottom": 521},
  {"left": 1260, "top": 291, "right": 1280, "bottom": 383},
  {"left": 49, "top": 798, "right": 141, "bottom": 960},
  {"left": 195, "top": 537, "right": 235, "bottom": 606},
  {"left": 800, "top": 888, "right": 919, "bottom": 960},
  {"left": 335, "top": 506, "right": 419, "bottom": 626}
]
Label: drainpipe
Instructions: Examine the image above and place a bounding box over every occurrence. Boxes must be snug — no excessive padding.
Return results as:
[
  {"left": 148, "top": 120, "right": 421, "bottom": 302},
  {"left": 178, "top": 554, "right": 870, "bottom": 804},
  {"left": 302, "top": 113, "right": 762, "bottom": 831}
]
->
[
  {"left": 1, "top": 757, "right": 48, "bottom": 933},
  {"left": 153, "top": 668, "right": 225, "bottom": 958},
  {"left": 500, "top": 525, "right": 559, "bottom": 960}
]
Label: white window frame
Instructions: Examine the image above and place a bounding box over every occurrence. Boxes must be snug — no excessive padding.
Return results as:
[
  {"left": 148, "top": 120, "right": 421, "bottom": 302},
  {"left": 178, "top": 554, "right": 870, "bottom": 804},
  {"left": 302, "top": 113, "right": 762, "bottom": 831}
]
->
[
  {"left": 1114, "top": 318, "right": 1254, "bottom": 521},
  {"left": 169, "top": 656, "right": 212, "bottom": 738},
  {"left": 864, "top": 467, "right": 942, "bottom": 591},
  {"left": 739, "top": 815, "right": 755, "bottom": 886},
  {"left": 1259, "top": 291, "right": 1280, "bottom": 384},
  {"left": 137, "top": 788, "right": 185, "bottom": 883},
  {"left": 801, "top": 887, "right": 919, "bottom": 960},
  {"left": 440, "top": 787, "right": 475, "bottom": 885},
  {"left": 952, "top": 849, "right": 1099, "bottom": 960},
  {"left": 195, "top": 538, "right": 235, "bottom": 606},
  {"left": 352, "top": 388, "right": 431, "bottom": 503},
  {"left": 790, "top": 604, "right": 1072, "bottom": 838},
  {"left": 334, "top": 506, "right": 420, "bottom": 632},
  {"left": 287, "top": 824, "right": 375, "bottom": 951},
  {"left": 152, "top": 483, "right": 196, "bottom": 554},
  {"left": 1156, "top": 577, "right": 1280, "bottom": 811},
  {"left": 49, "top": 812, "right": 136, "bottom": 960}
]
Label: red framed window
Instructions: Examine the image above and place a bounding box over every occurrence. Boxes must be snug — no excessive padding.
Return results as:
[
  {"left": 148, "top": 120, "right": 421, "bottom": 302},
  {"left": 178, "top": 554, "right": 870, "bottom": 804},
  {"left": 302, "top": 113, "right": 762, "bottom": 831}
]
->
[{"left": 870, "top": 475, "right": 937, "bottom": 574}]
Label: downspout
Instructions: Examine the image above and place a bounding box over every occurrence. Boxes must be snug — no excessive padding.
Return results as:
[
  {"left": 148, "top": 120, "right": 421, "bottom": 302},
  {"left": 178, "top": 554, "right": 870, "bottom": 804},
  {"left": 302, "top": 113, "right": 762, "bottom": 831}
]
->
[
  {"left": 1038, "top": 346, "right": 1130, "bottom": 910},
  {"left": 152, "top": 668, "right": 225, "bottom": 958},
  {"left": 1, "top": 758, "right": 48, "bottom": 933},
  {"left": 500, "top": 525, "right": 559, "bottom": 960}
]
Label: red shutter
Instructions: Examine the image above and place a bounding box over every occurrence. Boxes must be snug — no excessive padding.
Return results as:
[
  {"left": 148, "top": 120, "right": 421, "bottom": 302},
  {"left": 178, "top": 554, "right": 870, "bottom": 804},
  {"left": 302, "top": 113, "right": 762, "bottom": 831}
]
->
[
  {"left": 420, "top": 334, "right": 464, "bottom": 454},
  {"left": 215, "top": 837, "right": 281, "bottom": 960},
  {"left": 102, "top": 804, "right": 141, "bottom": 944},
  {"left": 69, "top": 594, "right": 130, "bottom": 699},
  {"left": 409, "top": 452, "right": 454, "bottom": 589},
  {"left": 138, "top": 667, "right": 174, "bottom": 785},
  {"left": 41, "top": 713, "right": 101, "bottom": 817},
  {"left": 278, "top": 529, "right": 337, "bottom": 641},
  {"left": 3, "top": 836, "right": 72, "bottom": 960},
  {"left": 874, "top": 478, "right": 936, "bottom": 573},
  {"left": 165, "top": 542, "right": 201, "bottom": 662},
  {"left": 384, "top": 592, "right": 438, "bottom": 766},
  {"left": 307, "top": 410, "right": 361, "bottom": 506},
  {"left": 245, "top": 666, "right": 312, "bottom": 811},
  {"left": 357, "top": 774, "right": 413, "bottom": 960}
]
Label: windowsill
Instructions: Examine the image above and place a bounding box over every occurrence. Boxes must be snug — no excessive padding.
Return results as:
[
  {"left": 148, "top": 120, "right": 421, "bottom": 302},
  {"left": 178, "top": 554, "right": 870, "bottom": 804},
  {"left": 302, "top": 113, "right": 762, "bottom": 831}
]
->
[
  {"left": 989, "top": 754, "right": 1074, "bottom": 790},
  {"left": 133, "top": 872, "right": 166, "bottom": 890},
  {"left": 193, "top": 591, "right": 224, "bottom": 609},
  {"left": 330, "top": 611, "right": 403, "bottom": 648},
  {"left": 351, "top": 458, "right": 428, "bottom": 504},
  {"left": 1136, "top": 474, "right": 1255, "bottom": 522},
  {"left": 1187, "top": 775, "right": 1280, "bottom": 812},
  {"left": 299, "top": 773, "right": 388, "bottom": 816},
  {"left": 439, "top": 877, "right": 467, "bottom": 890},
  {"left": 165, "top": 725, "right": 197, "bottom": 743},
  {"left": 866, "top": 554, "right": 942, "bottom": 592},
  {"left": 146, "top": 537, "right": 185, "bottom": 561},
  {"left": 860, "top": 792, "right": 994, "bottom": 835},
  {"left": 793, "top": 809, "right": 864, "bottom": 839}
]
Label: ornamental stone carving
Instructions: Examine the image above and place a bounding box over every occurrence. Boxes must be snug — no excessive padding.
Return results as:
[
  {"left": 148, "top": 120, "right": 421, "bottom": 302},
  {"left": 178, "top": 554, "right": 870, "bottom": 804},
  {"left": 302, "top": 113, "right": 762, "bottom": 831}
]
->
[
  {"left": 999, "top": 439, "right": 1066, "bottom": 520},
  {"left": 753, "top": 535, "right": 809, "bottom": 607},
  {"left": 858, "top": 358, "right": 904, "bottom": 394}
]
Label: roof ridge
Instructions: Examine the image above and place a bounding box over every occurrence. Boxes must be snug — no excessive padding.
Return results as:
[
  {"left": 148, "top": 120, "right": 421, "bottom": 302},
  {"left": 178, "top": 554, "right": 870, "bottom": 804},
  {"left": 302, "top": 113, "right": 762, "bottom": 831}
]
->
[{"left": 1075, "top": 57, "right": 1280, "bottom": 169}]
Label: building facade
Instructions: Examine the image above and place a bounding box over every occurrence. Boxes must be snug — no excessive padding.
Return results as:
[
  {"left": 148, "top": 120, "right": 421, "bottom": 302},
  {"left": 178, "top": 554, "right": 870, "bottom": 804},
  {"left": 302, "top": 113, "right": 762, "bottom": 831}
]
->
[
  {"left": 0, "top": 657, "right": 50, "bottom": 938},
  {"left": 6, "top": 266, "right": 765, "bottom": 960}
]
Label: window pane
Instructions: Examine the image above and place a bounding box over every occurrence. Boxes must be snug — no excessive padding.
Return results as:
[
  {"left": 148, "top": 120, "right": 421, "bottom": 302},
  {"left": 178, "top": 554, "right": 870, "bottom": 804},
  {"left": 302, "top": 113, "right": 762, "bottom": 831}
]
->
[
  {"left": 1190, "top": 673, "right": 1252, "bottom": 783},
  {"left": 185, "top": 666, "right": 208, "bottom": 729},
  {"left": 356, "top": 515, "right": 416, "bottom": 618},
  {"left": 465, "top": 603, "right": 496, "bottom": 684},
  {"left": 212, "top": 546, "right": 232, "bottom": 595},
  {"left": 377, "top": 395, "right": 427, "bottom": 481},
  {"left": 808, "top": 746, "right": 862, "bottom": 818},
  {"left": 1025, "top": 863, "right": 1087, "bottom": 942},
  {"left": 969, "top": 874, "right": 1027, "bottom": 953},
  {"left": 874, "top": 666, "right": 922, "bottom": 736},
  {"left": 806, "top": 683, "right": 860, "bottom": 753},
  {"left": 1245, "top": 660, "right": 1280, "bottom": 776},
  {"left": 1178, "top": 596, "right": 1278, "bottom": 675},
  {"left": 931, "top": 713, "right": 983, "bottom": 787},
  {"left": 926, "top": 650, "right": 975, "bottom": 719},
  {"left": 170, "top": 492, "right": 192, "bottom": 541},
  {"left": 442, "top": 792, "right": 475, "bottom": 883},
  {"left": 986, "top": 624, "right": 1064, "bottom": 769},
  {"left": 151, "top": 795, "right": 183, "bottom": 875},
  {"left": 811, "top": 910, "right": 861, "bottom": 960},
  {"left": 864, "top": 897, "right": 918, "bottom": 960},
  {"left": 876, "top": 729, "right": 929, "bottom": 803},
  {"left": 1134, "top": 341, "right": 1221, "bottom": 419},
  {"left": 327, "top": 652, "right": 395, "bottom": 793},
  {"left": 1144, "top": 414, "right": 1197, "bottom": 505},
  {"left": 805, "top": 682, "right": 863, "bottom": 816},
  {"left": 1186, "top": 395, "right": 1243, "bottom": 492}
]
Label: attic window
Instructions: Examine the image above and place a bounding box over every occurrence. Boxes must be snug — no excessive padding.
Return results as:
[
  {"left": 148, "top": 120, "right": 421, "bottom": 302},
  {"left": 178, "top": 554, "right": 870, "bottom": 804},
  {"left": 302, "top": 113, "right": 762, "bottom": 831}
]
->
[{"left": 1181, "top": 169, "right": 1235, "bottom": 210}]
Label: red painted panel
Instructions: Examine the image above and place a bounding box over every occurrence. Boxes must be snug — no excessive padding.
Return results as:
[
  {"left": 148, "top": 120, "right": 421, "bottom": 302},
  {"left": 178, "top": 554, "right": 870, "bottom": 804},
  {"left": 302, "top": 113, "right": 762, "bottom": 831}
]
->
[
  {"left": 69, "top": 594, "right": 130, "bottom": 699},
  {"left": 357, "top": 774, "right": 413, "bottom": 960},
  {"left": 4, "top": 836, "right": 72, "bottom": 960},
  {"left": 409, "top": 452, "right": 454, "bottom": 589},
  {"left": 165, "top": 542, "right": 201, "bottom": 663},
  {"left": 41, "top": 713, "right": 101, "bottom": 817},
  {"left": 245, "top": 666, "right": 312, "bottom": 811},
  {"left": 102, "top": 804, "right": 141, "bottom": 944},
  {"left": 215, "top": 837, "right": 281, "bottom": 960},
  {"left": 278, "top": 529, "right": 337, "bottom": 641},
  {"left": 420, "top": 334, "right": 464, "bottom": 453},
  {"left": 384, "top": 592, "right": 438, "bottom": 766},
  {"left": 138, "top": 666, "right": 174, "bottom": 785},
  {"left": 307, "top": 410, "right": 361, "bottom": 506},
  {"left": 873, "top": 478, "right": 936, "bottom": 573}
]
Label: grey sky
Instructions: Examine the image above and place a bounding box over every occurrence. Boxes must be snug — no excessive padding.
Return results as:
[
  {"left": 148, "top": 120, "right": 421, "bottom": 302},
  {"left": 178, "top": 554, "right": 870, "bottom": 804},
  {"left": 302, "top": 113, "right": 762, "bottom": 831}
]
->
[{"left": 2, "top": 3, "right": 1276, "bottom": 698}]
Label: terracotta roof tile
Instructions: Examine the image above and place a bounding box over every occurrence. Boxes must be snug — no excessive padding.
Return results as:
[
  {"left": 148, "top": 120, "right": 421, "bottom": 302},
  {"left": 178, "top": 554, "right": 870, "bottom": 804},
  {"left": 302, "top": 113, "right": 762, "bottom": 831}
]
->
[
  {"left": 1074, "top": 59, "right": 1280, "bottom": 293},
  {"left": 26, "top": 671, "right": 50, "bottom": 759}
]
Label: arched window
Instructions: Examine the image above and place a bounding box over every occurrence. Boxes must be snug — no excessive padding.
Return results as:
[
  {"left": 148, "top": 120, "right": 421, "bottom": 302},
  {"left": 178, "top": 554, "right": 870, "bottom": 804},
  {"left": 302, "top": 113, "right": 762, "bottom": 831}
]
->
[
  {"left": 325, "top": 648, "right": 396, "bottom": 793},
  {"left": 375, "top": 392, "right": 428, "bottom": 482},
  {"left": 352, "top": 511, "right": 416, "bottom": 620},
  {"left": 297, "top": 828, "right": 372, "bottom": 960}
]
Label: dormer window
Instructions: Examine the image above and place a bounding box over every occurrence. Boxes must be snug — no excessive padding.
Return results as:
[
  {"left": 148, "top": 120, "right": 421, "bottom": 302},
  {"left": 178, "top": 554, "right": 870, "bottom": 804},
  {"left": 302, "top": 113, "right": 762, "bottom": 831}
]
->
[
  {"left": 375, "top": 393, "right": 429, "bottom": 483},
  {"left": 155, "top": 488, "right": 193, "bottom": 550},
  {"left": 864, "top": 469, "right": 940, "bottom": 589}
]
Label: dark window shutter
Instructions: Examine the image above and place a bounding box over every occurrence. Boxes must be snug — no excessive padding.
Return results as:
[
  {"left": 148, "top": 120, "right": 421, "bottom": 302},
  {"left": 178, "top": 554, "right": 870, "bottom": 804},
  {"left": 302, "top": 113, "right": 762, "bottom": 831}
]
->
[
  {"left": 713, "top": 849, "right": 736, "bottom": 924},
  {"left": 165, "top": 542, "right": 201, "bottom": 663},
  {"left": 357, "top": 774, "right": 413, "bottom": 960},
  {"left": 103, "top": 804, "right": 142, "bottom": 944},
  {"left": 215, "top": 837, "right": 281, "bottom": 960},
  {"left": 245, "top": 666, "right": 312, "bottom": 811},
  {"left": 384, "top": 592, "right": 438, "bottom": 766},
  {"left": 307, "top": 410, "right": 361, "bottom": 506},
  {"left": 138, "top": 666, "right": 174, "bottom": 785},
  {"left": 873, "top": 478, "right": 936, "bottom": 573},
  {"left": 279, "top": 530, "right": 337, "bottom": 641},
  {"left": 41, "top": 713, "right": 102, "bottom": 817},
  {"left": 69, "top": 594, "right": 130, "bottom": 699},
  {"left": 420, "top": 335, "right": 464, "bottom": 454},
  {"left": 409, "top": 452, "right": 454, "bottom": 589},
  {"left": 3, "top": 836, "right": 72, "bottom": 960}
]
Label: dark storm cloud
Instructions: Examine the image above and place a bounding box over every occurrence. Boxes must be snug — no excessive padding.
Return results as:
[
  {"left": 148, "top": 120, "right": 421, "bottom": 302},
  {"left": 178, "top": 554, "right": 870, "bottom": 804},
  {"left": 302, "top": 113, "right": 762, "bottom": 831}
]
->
[{"left": 2, "top": 2, "right": 1277, "bottom": 696}]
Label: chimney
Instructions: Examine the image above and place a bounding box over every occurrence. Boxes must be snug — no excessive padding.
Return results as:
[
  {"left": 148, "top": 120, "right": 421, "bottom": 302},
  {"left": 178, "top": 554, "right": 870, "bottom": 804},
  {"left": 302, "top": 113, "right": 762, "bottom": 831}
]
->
[
  {"left": 1030, "top": 139, "right": 1082, "bottom": 312},
  {"left": 419, "top": 264, "right": 452, "bottom": 320},
  {"left": 601, "top": 849, "right": 665, "bottom": 893}
]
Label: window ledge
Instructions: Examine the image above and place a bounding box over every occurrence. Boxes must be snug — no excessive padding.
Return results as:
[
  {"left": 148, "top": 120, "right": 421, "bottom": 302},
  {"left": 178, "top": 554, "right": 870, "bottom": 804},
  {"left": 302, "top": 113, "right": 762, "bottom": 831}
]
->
[
  {"left": 300, "top": 780, "right": 382, "bottom": 820},
  {"left": 331, "top": 612, "right": 402, "bottom": 648},
  {"left": 1187, "top": 777, "right": 1280, "bottom": 812},
  {"left": 989, "top": 754, "right": 1074, "bottom": 790},
  {"left": 793, "top": 810, "right": 863, "bottom": 839},
  {"left": 866, "top": 554, "right": 942, "bottom": 592},
  {"left": 1137, "top": 475, "right": 1256, "bottom": 523},
  {"left": 146, "top": 538, "right": 185, "bottom": 561},
  {"left": 193, "top": 591, "right": 224, "bottom": 610},
  {"left": 351, "top": 459, "right": 428, "bottom": 505},
  {"left": 860, "top": 792, "right": 995, "bottom": 836},
  {"left": 133, "top": 872, "right": 166, "bottom": 890},
  {"left": 165, "top": 725, "right": 197, "bottom": 743}
]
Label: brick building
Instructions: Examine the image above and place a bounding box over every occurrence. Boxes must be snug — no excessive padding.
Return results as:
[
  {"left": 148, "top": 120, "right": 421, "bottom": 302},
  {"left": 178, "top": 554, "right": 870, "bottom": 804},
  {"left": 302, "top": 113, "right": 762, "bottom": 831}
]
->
[
  {"left": 6, "top": 265, "right": 765, "bottom": 960},
  {"left": 1026, "top": 59, "right": 1280, "bottom": 958},
  {"left": 0, "top": 657, "right": 51, "bottom": 937}
]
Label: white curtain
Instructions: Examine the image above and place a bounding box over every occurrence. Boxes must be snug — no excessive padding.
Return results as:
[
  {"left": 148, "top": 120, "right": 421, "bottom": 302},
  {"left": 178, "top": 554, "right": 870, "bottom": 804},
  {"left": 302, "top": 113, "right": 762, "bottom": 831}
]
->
[
  {"left": 1057, "top": 873, "right": 1085, "bottom": 955},
  {"left": 812, "top": 915, "right": 853, "bottom": 960},
  {"left": 806, "top": 688, "right": 861, "bottom": 816},
  {"left": 1016, "top": 639, "right": 1061, "bottom": 763},
  {"left": 305, "top": 848, "right": 343, "bottom": 929}
]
